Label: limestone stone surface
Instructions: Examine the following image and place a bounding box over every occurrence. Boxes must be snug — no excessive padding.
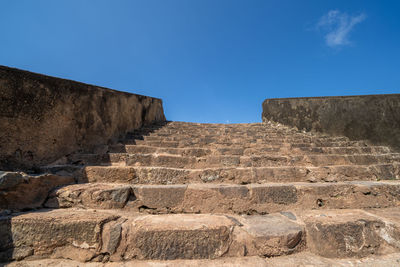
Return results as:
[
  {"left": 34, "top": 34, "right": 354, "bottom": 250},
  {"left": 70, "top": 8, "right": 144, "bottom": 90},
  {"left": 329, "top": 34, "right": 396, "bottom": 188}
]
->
[
  {"left": 0, "top": 171, "right": 74, "bottom": 211},
  {"left": 0, "top": 65, "right": 165, "bottom": 170},
  {"left": 262, "top": 94, "right": 400, "bottom": 151},
  {"left": 302, "top": 209, "right": 400, "bottom": 258}
]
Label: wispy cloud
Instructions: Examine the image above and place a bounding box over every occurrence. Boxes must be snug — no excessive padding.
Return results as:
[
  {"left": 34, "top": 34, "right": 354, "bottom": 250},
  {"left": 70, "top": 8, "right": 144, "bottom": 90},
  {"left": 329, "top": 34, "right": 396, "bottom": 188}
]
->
[{"left": 317, "top": 10, "right": 366, "bottom": 47}]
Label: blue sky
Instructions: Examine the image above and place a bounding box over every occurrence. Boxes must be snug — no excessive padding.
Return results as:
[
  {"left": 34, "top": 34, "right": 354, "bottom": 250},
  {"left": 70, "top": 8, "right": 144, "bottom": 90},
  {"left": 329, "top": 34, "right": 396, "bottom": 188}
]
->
[{"left": 1, "top": 1, "right": 399, "bottom": 123}]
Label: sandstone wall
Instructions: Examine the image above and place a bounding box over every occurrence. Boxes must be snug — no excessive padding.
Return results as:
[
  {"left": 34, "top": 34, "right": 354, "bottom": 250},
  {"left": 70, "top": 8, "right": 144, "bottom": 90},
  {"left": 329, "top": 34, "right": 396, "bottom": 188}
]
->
[
  {"left": 0, "top": 66, "right": 166, "bottom": 171},
  {"left": 262, "top": 94, "right": 400, "bottom": 151}
]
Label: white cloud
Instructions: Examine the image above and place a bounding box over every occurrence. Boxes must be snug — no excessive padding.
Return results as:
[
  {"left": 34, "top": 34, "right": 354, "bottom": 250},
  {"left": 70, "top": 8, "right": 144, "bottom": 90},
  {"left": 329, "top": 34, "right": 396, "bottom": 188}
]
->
[{"left": 317, "top": 10, "right": 366, "bottom": 47}]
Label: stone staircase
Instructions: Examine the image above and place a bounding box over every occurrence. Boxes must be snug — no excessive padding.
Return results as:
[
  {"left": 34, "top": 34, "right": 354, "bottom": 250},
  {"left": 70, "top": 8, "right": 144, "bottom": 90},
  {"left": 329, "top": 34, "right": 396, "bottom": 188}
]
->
[{"left": 3, "top": 121, "right": 400, "bottom": 266}]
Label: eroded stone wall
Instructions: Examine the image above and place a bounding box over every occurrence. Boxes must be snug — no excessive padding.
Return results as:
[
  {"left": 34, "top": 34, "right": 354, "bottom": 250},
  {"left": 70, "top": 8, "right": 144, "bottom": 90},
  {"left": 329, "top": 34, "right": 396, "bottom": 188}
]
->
[
  {"left": 0, "top": 66, "right": 165, "bottom": 171},
  {"left": 262, "top": 94, "right": 400, "bottom": 151}
]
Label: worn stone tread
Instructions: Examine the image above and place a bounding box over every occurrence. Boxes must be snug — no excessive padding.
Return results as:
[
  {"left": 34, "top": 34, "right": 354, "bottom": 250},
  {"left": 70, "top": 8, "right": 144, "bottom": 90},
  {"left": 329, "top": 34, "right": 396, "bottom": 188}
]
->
[
  {"left": 4, "top": 256, "right": 269, "bottom": 267},
  {"left": 45, "top": 181, "right": 400, "bottom": 213},
  {"left": 132, "top": 139, "right": 366, "bottom": 148},
  {"left": 109, "top": 144, "right": 391, "bottom": 156},
  {"left": 4, "top": 208, "right": 400, "bottom": 262},
  {"left": 83, "top": 163, "right": 400, "bottom": 184},
  {"left": 0, "top": 209, "right": 304, "bottom": 262},
  {"left": 299, "top": 208, "right": 400, "bottom": 258},
  {"left": 69, "top": 152, "right": 400, "bottom": 169},
  {"left": 138, "top": 135, "right": 350, "bottom": 143}
]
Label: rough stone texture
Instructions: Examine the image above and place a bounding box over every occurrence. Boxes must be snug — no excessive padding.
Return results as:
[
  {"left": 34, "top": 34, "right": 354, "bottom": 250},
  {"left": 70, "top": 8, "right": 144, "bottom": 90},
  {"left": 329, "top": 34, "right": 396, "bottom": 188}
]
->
[
  {"left": 302, "top": 209, "right": 400, "bottom": 258},
  {"left": 45, "top": 183, "right": 133, "bottom": 209},
  {"left": 5, "top": 256, "right": 269, "bottom": 267},
  {"left": 42, "top": 182, "right": 400, "bottom": 215},
  {"left": 3, "top": 121, "right": 400, "bottom": 264},
  {"left": 262, "top": 94, "right": 400, "bottom": 151},
  {"left": 0, "top": 65, "right": 165, "bottom": 171},
  {"left": 131, "top": 185, "right": 187, "bottom": 211},
  {"left": 0, "top": 209, "right": 119, "bottom": 262},
  {"left": 0, "top": 171, "right": 74, "bottom": 211},
  {"left": 228, "top": 214, "right": 304, "bottom": 257},
  {"left": 123, "top": 214, "right": 234, "bottom": 260},
  {"left": 0, "top": 209, "right": 308, "bottom": 263}
]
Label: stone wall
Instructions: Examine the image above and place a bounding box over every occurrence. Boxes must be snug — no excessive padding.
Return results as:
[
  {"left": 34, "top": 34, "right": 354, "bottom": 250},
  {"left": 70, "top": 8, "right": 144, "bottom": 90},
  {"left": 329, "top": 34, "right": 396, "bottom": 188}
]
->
[
  {"left": 0, "top": 66, "right": 166, "bottom": 171},
  {"left": 262, "top": 94, "right": 400, "bottom": 151}
]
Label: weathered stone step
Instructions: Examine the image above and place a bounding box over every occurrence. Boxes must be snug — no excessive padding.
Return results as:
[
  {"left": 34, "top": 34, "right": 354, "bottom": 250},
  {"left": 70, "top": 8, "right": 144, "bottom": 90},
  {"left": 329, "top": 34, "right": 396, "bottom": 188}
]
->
[
  {"left": 5, "top": 256, "right": 270, "bottom": 267},
  {"left": 300, "top": 208, "right": 400, "bottom": 258},
  {"left": 45, "top": 181, "right": 400, "bottom": 214},
  {"left": 296, "top": 145, "right": 391, "bottom": 154},
  {"left": 139, "top": 134, "right": 349, "bottom": 143},
  {"left": 131, "top": 134, "right": 350, "bottom": 143},
  {"left": 146, "top": 129, "right": 298, "bottom": 135},
  {"left": 137, "top": 132, "right": 299, "bottom": 139},
  {"left": 109, "top": 145, "right": 223, "bottom": 156},
  {"left": 0, "top": 209, "right": 304, "bottom": 262},
  {"left": 83, "top": 164, "right": 400, "bottom": 184},
  {"left": 111, "top": 144, "right": 283, "bottom": 155},
  {"left": 3, "top": 208, "right": 400, "bottom": 262},
  {"left": 0, "top": 172, "right": 75, "bottom": 211},
  {"left": 129, "top": 128, "right": 298, "bottom": 138},
  {"left": 124, "top": 153, "right": 400, "bottom": 168},
  {"left": 129, "top": 139, "right": 366, "bottom": 148},
  {"left": 109, "top": 144, "right": 391, "bottom": 156},
  {"left": 138, "top": 121, "right": 277, "bottom": 129},
  {"left": 70, "top": 152, "right": 400, "bottom": 168},
  {"left": 8, "top": 253, "right": 400, "bottom": 267}
]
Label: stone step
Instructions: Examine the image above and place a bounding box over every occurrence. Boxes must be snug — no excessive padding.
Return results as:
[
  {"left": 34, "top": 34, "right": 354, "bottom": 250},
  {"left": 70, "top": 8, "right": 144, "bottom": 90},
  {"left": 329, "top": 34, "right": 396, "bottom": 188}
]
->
[
  {"left": 148, "top": 122, "right": 287, "bottom": 128},
  {"left": 109, "top": 145, "right": 218, "bottom": 156},
  {"left": 296, "top": 145, "right": 391, "bottom": 154},
  {"left": 83, "top": 164, "right": 400, "bottom": 184},
  {"left": 137, "top": 121, "right": 276, "bottom": 129},
  {"left": 145, "top": 130, "right": 301, "bottom": 136},
  {"left": 130, "top": 139, "right": 366, "bottom": 148},
  {"left": 146, "top": 132, "right": 294, "bottom": 138},
  {"left": 0, "top": 172, "right": 75, "bottom": 211},
  {"left": 5, "top": 256, "right": 270, "bottom": 267},
  {"left": 126, "top": 153, "right": 400, "bottom": 168},
  {"left": 300, "top": 208, "right": 400, "bottom": 258},
  {"left": 45, "top": 181, "right": 400, "bottom": 214},
  {"left": 8, "top": 253, "right": 400, "bottom": 266},
  {"left": 137, "top": 137, "right": 354, "bottom": 146},
  {"left": 109, "top": 144, "right": 391, "bottom": 156},
  {"left": 152, "top": 131, "right": 346, "bottom": 138},
  {"left": 69, "top": 152, "right": 400, "bottom": 168},
  {"left": 3, "top": 208, "right": 400, "bottom": 262},
  {"left": 129, "top": 127, "right": 293, "bottom": 136},
  {"left": 0, "top": 209, "right": 304, "bottom": 262},
  {"left": 137, "top": 135, "right": 350, "bottom": 143},
  {"left": 110, "top": 144, "right": 283, "bottom": 155}
]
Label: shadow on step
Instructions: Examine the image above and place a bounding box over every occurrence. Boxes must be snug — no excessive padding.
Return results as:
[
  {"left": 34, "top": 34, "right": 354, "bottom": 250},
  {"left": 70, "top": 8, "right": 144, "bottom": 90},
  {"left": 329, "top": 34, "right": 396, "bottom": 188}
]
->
[
  {"left": 0, "top": 215, "right": 12, "bottom": 262},
  {"left": 114, "top": 121, "right": 171, "bottom": 151},
  {"left": 0, "top": 170, "right": 78, "bottom": 263},
  {"left": 64, "top": 121, "right": 171, "bottom": 167},
  {"left": 0, "top": 208, "right": 62, "bottom": 263}
]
